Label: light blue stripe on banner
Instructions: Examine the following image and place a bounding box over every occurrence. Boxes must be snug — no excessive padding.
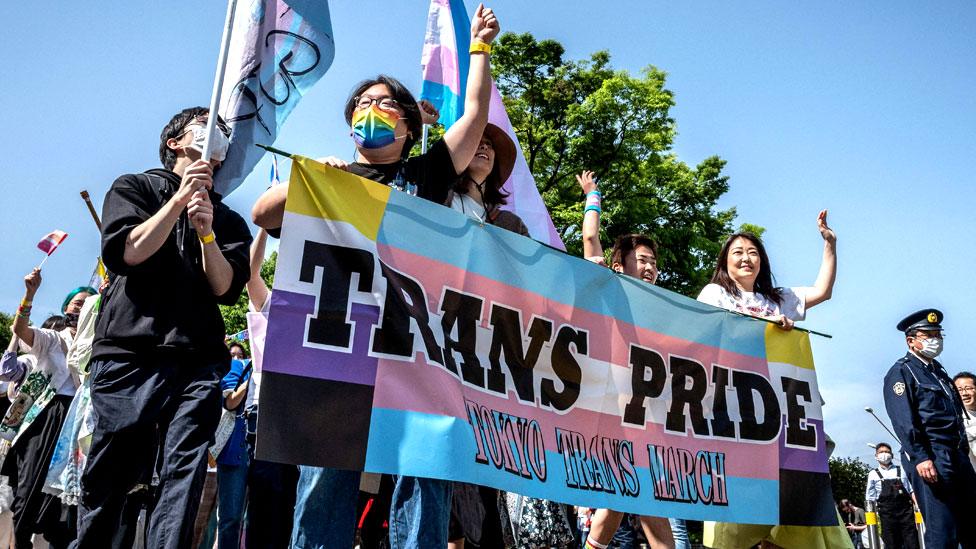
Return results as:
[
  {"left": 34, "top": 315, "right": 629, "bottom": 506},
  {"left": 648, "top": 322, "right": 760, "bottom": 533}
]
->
[
  {"left": 364, "top": 408, "right": 780, "bottom": 524},
  {"left": 377, "top": 189, "right": 766, "bottom": 358}
]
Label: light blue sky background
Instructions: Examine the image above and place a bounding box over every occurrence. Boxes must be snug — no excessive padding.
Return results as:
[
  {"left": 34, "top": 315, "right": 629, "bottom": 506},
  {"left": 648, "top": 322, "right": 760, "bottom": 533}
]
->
[{"left": 1, "top": 2, "right": 974, "bottom": 463}]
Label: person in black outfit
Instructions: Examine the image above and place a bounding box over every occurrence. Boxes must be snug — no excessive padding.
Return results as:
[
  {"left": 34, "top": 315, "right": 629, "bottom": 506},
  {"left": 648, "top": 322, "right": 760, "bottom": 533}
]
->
[
  {"left": 866, "top": 442, "right": 919, "bottom": 549},
  {"left": 74, "top": 106, "right": 252, "bottom": 549}
]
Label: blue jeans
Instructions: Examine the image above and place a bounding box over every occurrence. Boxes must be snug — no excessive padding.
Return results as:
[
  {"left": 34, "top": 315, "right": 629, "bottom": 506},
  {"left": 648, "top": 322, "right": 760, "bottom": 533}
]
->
[
  {"left": 669, "top": 518, "right": 690, "bottom": 549},
  {"left": 290, "top": 466, "right": 360, "bottom": 549},
  {"left": 389, "top": 476, "right": 452, "bottom": 549},
  {"left": 217, "top": 457, "right": 249, "bottom": 549}
]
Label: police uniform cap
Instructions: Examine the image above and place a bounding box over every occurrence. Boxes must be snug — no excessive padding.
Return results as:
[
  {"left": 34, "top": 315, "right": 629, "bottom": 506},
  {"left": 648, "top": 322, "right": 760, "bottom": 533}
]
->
[{"left": 896, "top": 308, "right": 943, "bottom": 334}]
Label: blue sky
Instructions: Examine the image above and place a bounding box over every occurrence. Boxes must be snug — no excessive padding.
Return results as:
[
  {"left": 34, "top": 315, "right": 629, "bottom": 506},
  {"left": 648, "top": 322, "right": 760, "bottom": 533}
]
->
[{"left": 1, "top": 1, "right": 974, "bottom": 463}]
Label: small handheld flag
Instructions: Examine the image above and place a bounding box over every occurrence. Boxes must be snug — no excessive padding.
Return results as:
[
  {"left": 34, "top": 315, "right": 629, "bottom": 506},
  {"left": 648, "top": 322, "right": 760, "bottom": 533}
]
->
[{"left": 36, "top": 230, "right": 68, "bottom": 268}]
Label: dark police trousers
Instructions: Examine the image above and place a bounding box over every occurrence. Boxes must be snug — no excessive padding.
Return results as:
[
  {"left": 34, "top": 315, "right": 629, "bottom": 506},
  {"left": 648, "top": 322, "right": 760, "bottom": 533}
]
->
[
  {"left": 904, "top": 446, "right": 976, "bottom": 549},
  {"left": 876, "top": 468, "right": 919, "bottom": 549},
  {"left": 73, "top": 357, "right": 222, "bottom": 549}
]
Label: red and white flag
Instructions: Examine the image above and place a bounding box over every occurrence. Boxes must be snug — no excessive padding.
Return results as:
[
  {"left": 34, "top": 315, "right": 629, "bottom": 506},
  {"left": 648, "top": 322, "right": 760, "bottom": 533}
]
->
[{"left": 37, "top": 230, "right": 68, "bottom": 256}]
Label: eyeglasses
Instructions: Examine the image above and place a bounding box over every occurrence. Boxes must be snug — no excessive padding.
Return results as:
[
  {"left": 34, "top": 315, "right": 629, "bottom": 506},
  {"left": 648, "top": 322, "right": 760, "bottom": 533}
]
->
[
  {"left": 180, "top": 115, "right": 231, "bottom": 138},
  {"left": 354, "top": 95, "right": 401, "bottom": 112},
  {"left": 913, "top": 331, "right": 945, "bottom": 340},
  {"left": 957, "top": 387, "right": 976, "bottom": 394}
]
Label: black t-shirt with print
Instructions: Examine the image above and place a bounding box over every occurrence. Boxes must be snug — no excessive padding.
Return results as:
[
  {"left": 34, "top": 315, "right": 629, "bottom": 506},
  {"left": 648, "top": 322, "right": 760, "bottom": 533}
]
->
[
  {"left": 268, "top": 140, "right": 459, "bottom": 238},
  {"left": 346, "top": 139, "right": 458, "bottom": 205}
]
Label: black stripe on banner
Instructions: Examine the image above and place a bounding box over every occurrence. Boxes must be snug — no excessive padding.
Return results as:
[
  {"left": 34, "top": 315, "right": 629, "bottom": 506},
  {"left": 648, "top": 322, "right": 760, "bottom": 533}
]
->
[
  {"left": 778, "top": 469, "right": 838, "bottom": 526},
  {"left": 254, "top": 371, "right": 374, "bottom": 470}
]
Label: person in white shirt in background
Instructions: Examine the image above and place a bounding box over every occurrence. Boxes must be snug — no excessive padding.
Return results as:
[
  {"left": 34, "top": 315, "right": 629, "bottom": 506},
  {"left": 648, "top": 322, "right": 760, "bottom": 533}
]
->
[
  {"left": 865, "top": 442, "right": 919, "bottom": 549},
  {"left": 952, "top": 372, "right": 976, "bottom": 470}
]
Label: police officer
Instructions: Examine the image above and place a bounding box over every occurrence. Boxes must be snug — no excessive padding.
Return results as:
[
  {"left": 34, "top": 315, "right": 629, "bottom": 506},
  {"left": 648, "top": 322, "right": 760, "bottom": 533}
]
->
[
  {"left": 865, "top": 442, "right": 919, "bottom": 549},
  {"left": 884, "top": 309, "right": 976, "bottom": 548}
]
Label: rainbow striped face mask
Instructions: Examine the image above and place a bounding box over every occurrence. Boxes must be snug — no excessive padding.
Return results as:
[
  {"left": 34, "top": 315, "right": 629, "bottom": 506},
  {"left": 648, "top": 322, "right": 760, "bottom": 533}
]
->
[{"left": 352, "top": 105, "right": 401, "bottom": 149}]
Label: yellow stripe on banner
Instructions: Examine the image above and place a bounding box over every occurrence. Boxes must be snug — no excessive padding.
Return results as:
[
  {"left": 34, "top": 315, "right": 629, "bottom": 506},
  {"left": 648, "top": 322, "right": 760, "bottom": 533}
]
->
[
  {"left": 865, "top": 512, "right": 878, "bottom": 525},
  {"left": 285, "top": 156, "right": 391, "bottom": 241},
  {"left": 765, "top": 324, "right": 815, "bottom": 370}
]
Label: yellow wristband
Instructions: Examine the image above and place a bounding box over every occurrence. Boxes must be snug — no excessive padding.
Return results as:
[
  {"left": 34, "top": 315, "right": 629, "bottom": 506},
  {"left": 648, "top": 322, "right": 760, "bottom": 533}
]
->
[
  {"left": 199, "top": 232, "right": 216, "bottom": 245},
  {"left": 469, "top": 41, "right": 491, "bottom": 55},
  {"left": 20, "top": 299, "right": 32, "bottom": 307}
]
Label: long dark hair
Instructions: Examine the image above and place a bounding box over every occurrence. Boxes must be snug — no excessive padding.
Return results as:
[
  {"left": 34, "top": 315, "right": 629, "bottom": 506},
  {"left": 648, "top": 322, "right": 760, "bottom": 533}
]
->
[
  {"left": 454, "top": 161, "right": 509, "bottom": 208},
  {"left": 344, "top": 75, "right": 422, "bottom": 159},
  {"left": 710, "top": 232, "right": 783, "bottom": 305}
]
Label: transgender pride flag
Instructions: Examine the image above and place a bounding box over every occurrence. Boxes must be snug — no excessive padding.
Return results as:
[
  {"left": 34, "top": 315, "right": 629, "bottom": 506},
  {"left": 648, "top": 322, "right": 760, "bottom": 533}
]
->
[{"left": 420, "top": 0, "right": 565, "bottom": 250}]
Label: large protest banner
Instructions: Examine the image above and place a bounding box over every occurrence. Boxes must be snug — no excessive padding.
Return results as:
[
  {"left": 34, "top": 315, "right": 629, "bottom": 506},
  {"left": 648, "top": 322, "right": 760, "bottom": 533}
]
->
[{"left": 257, "top": 158, "right": 837, "bottom": 526}]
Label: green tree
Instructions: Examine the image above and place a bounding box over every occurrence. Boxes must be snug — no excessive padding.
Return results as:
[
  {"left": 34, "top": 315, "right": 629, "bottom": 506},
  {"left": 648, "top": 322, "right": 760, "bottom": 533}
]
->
[
  {"left": 491, "top": 32, "right": 741, "bottom": 297},
  {"left": 0, "top": 311, "right": 12, "bottom": 351},
  {"left": 220, "top": 251, "right": 277, "bottom": 344},
  {"left": 829, "top": 456, "right": 871, "bottom": 508}
]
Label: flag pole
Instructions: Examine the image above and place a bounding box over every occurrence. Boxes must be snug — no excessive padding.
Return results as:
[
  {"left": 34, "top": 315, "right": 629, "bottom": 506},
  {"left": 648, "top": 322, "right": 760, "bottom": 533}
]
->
[
  {"left": 80, "top": 190, "right": 102, "bottom": 231},
  {"left": 202, "top": 0, "right": 239, "bottom": 162},
  {"left": 421, "top": 124, "right": 429, "bottom": 154},
  {"left": 37, "top": 253, "right": 51, "bottom": 270}
]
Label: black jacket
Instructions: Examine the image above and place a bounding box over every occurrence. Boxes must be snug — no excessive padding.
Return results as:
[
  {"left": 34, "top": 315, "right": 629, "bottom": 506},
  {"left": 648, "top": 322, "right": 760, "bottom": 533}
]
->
[{"left": 93, "top": 169, "right": 252, "bottom": 364}]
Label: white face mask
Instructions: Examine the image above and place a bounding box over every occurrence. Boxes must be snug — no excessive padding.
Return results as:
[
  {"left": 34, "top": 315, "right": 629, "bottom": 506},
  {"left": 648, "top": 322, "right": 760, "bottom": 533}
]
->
[
  {"left": 918, "top": 337, "right": 943, "bottom": 359},
  {"left": 184, "top": 124, "right": 230, "bottom": 162},
  {"left": 876, "top": 452, "right": 893, "bottom": 465}
]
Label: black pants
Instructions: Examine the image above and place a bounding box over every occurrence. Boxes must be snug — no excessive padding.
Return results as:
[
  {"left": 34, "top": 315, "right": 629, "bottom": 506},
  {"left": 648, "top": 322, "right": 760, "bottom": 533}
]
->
[
  {"left": 4, "top": 394, "right": 75, "bottom": 549},
  {"left": 904, "top": 447, "right": 976, "bottom": 549},
  {"left": 244, "top": 459, "right": 299, "bottom": 548},
  {"left": 243, "top": 407, "right": 300, "bottom": 549},
  {"left": 879, "top": 501, "right": 919, "bottom": 549},
  {"left": 73, "top": 358, "right": 222, "bottom": 549}
]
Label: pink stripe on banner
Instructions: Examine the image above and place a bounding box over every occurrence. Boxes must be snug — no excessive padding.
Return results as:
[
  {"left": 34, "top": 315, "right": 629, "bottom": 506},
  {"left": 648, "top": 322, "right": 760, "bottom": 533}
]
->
[
  {"left": 372, "top": 357, "right": 779, "bottom": 481},
  {"left": 489, "top": 83, "right": 565, "bottom": 250},
  {"left": 376, "top": 242, "right": 768, "bottom": 374}
]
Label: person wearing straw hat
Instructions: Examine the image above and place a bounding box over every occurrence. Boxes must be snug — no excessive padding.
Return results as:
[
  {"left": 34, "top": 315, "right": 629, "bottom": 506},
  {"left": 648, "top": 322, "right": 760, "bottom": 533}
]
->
[{"left": 444, "top": 122, "right": 528, "bottom": 236}]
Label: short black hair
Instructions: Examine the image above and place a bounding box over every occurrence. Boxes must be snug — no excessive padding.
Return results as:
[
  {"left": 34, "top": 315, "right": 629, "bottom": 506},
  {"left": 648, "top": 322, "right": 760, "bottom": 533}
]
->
[
  {"left": 344, "top": 75, "right": 422, "bottom": 158},
  {"left": 159, "top": 107, "right": 228, "bottom": 170},
  {"left": 875, "top": 442, "right": 892, "bottom": 452},
  {"left": 227, "top": 341, "right": 248, "bottom": 358},
  {"left": 953, "top": 371, "right": 976, "bottom": 383},
  {"left": 41, "top": 315, "right": 66, "bottom": 331},
  {"left": 611, "top": 234, "right": 658, "bottom": 269}
]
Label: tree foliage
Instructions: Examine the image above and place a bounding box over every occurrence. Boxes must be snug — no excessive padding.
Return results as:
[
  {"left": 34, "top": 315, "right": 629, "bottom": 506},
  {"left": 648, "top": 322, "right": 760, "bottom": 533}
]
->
[
  {"left": 829, "top": 456, "right": 871, "bottom": 508},
  {"left": 220, "top": 251, "right": 277, "bottom": 340},
  {"left": 491, "top": 32, "right": 741, "bottom": 296},
  {"left": 0, "top": 311, "right": 12, "bottom": 351}
]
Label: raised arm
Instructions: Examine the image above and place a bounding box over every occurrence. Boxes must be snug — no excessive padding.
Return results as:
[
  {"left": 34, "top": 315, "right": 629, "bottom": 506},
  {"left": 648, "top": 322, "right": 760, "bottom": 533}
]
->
[
  {"left": 805, "top": 209, "right": 837, "bottom": 309},
  {"left": 441, "top": 3, "right": 500, "bottom": 174},
  {"left": 247, "top": 228, "right": 271, "bottom": 311},
  {"left": 12, "top": 268, "right": 42, "bottom": 348},
  {"left": 576, "top": 171, "right": 605, "bottom": 266}
]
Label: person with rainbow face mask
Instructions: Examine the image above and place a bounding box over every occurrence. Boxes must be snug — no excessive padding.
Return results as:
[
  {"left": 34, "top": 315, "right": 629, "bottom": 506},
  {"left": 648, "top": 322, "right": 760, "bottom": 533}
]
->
[
  {"left": 254, "top": 4, "right": 502, "bottom": 237},
  {"left": 252, "top": 6, "right": 507, "bottom": 549}
]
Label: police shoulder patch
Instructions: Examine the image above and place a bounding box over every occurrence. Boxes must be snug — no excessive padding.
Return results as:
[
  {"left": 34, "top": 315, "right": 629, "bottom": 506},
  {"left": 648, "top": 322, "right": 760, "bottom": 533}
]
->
[{"left": 893, "top": 381, "right": 906, "bottom": 396}]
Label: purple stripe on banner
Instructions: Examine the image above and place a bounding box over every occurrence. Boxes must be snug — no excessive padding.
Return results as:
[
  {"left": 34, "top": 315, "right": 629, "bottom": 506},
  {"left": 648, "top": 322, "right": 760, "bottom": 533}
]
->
[
  {"left": 778, "top": 419, "right": 829, "bottom": 473},
  {"left": 264, "top": 289, "right": 380, "bottom": 386}
]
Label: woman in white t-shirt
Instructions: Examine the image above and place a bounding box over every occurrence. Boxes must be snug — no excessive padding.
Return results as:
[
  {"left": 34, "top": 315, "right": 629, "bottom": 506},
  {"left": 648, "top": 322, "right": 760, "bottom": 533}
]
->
[
  {"left": 697, "top": 210, "right": 837, "bottom": 328},
  {"left": 699, "top": 211, "right": 844, "bottom": 549}
]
